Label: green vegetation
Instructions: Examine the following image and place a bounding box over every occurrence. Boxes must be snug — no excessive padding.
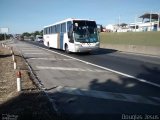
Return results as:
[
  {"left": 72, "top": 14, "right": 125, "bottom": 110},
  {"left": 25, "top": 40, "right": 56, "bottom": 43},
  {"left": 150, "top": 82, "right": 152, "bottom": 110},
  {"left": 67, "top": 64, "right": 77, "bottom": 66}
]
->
[
  {"left": 100, "top": 31, "right": 160, "bottom": 46},
  {"left": 0, "top": 34, "right": 13, "bottom": 40},
  {"left": 22, "top": 30, "right": 43, "bottom": 38}
]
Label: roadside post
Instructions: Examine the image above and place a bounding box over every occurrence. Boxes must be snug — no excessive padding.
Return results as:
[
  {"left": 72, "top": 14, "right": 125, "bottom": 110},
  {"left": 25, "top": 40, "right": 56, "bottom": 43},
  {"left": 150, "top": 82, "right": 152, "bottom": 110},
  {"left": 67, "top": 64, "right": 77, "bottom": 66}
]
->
[
  {"left": 16, "top": 70, "right": 22, "bottom": 92},
  {"left": 1, "top": 43, "right": 4, "bottom": 47},
  {"left": 12, "top": 53, "right": 15, "bottom": 61},
  {"left": 10, "top": 47, "right": 13, "bottom": 54},
  {"left": 14, "top": 59, "right": 17, "bottom": 70}
]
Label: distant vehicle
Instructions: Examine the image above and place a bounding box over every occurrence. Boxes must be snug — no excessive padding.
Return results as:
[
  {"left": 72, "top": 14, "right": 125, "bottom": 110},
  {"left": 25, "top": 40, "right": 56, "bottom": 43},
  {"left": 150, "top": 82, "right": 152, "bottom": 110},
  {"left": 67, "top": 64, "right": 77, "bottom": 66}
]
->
[
  {"left": 35, "top": 35, "right": 43, "bottom": 42},
  {"left": 43, "top": 18, "right": 100, "bottom": 53},
  {"left": 16, "top": 35, "right": 24, "bottom": 41},
  {"left": 19, "top": 36, "right": 24, "bottom": 41}
]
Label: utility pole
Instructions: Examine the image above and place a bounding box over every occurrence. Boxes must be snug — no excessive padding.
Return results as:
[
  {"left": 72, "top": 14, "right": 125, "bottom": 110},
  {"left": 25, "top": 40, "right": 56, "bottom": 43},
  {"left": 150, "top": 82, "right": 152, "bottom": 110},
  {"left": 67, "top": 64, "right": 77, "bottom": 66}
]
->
[
  {"left": 118, "top": 16, "right": 120, "bottom": 26},
  {"left": 150, "top": 11, "right": 152, "bottom": 31},
  {"left": 158, "top": 12, "right": 160, "bottom": 31},
  {"left": 4, "top": 33, "right": 6, "bottom": 40},
  {"left": 118, "top": 15, "right": 120, "bottom": 32},
  {"left": 135, "top": 15, "right": 137, "bottom": 32}
]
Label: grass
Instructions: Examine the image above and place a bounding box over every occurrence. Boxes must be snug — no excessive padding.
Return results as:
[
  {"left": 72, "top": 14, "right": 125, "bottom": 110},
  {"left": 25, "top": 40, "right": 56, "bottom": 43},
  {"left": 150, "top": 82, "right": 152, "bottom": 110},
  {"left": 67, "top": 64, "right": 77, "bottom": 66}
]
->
[{"left": 100, "top": 31, "right": 160, "bottom": 46}]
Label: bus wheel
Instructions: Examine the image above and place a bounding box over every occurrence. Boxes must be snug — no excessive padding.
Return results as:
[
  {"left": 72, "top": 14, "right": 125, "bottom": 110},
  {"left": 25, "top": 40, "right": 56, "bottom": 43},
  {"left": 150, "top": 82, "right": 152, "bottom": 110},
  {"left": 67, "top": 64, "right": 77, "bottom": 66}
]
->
[
  {"left": 47, "top": 42, "right": 51, "bottom": 49},
  {"left": 65, "top": 44, "right": 70, "bottom": 53}
]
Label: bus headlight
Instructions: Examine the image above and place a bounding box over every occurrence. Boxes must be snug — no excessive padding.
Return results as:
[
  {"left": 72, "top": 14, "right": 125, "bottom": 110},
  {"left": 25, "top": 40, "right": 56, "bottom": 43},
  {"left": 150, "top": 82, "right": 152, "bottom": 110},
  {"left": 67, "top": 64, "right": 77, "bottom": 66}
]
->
[{"left": 75, "top": 44, "right": 82, "bottom": 48}]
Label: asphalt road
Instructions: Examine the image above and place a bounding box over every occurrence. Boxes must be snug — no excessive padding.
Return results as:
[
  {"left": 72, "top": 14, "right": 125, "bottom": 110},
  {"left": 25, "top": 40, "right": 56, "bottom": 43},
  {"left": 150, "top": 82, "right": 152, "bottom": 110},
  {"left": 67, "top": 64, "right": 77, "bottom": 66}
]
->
[
  {"left": 29, "top": 40, "right": 160, "bottom": 86},
  {"left": 6, "top": 39, "right": 160, "bottom": 120}
]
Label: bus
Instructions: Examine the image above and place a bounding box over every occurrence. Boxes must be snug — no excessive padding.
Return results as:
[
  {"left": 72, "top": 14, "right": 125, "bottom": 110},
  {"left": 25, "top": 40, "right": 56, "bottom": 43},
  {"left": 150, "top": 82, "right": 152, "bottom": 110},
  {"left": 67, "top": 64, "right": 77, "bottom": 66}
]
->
[{"left": 43, "top": 18, "right": 100, "bottom": 53}]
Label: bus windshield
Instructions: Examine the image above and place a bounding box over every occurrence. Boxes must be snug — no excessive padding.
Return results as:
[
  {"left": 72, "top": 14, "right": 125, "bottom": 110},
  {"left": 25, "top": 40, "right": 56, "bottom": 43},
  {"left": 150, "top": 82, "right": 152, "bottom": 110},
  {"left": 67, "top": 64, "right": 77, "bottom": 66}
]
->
[{"left": 73, "top": 20, "right": 98, "bottom": 43}]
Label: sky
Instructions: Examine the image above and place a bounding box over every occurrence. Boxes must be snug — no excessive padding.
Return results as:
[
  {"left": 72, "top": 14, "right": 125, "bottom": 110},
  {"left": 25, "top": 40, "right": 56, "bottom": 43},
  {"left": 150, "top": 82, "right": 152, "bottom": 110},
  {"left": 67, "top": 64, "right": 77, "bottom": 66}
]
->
[{"left": 0, "top": 0, "right": 160, "bottom": 34}]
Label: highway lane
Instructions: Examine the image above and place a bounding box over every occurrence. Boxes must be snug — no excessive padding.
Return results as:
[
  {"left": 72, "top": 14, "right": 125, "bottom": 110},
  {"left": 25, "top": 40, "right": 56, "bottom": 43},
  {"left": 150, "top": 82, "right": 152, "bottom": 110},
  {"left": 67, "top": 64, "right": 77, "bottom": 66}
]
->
[
  {"left": 73, "top": 49, "right": 160, "bottom": 85},
  {"left": 8, "top": 40, "right": 160, "bottom": 119},
  {"left": 13, "top": 40, "right": 160, "bottom": 95},
  {"left": 24, "top": 41, "right": 160, "bottom": 97},
  {"left": 28, "top": 40, "right": 160, "bottom": 86}
]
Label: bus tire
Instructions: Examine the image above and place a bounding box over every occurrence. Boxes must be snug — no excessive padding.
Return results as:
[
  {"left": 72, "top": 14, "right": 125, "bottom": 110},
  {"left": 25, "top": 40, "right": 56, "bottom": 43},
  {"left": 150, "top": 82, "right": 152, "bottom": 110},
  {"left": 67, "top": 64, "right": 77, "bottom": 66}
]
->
[
  {"left": 47, "top": 42, "right": 51, "bottom": 49},
  {"left": 65, "top": 44, "right": 70, "bottom": 53}
]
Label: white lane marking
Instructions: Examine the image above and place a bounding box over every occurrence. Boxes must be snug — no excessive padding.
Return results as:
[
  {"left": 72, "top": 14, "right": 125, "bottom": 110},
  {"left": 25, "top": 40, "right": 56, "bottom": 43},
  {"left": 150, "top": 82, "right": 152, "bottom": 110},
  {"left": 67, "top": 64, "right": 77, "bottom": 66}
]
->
[
  {"left": 20, "top": 48, "right": 38, "bottom": 49},
  {"left": 54, "top": 86, "right": 160, "bottom": 106},
  {"left": 21, "top": 50, "right": 41, "bottom": 51},
  {"left": 24, "top": 53, "right": 49, "bottom": 55},
  {"left": 28, "top": 58, "right": 74, "bottom": 61},
  {"left": 36, "top": 66, "right": 107, "bottom": 73},
  {"left": 30, "top": 44, "right": 160, "bottom": 88}
]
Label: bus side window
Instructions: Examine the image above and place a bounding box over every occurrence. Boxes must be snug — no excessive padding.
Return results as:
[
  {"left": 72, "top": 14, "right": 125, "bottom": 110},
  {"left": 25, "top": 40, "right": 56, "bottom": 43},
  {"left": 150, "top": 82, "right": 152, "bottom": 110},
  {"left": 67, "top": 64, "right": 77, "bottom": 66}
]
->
[{"left": 67, "top": 21, "right": 72, "bottom": 32}]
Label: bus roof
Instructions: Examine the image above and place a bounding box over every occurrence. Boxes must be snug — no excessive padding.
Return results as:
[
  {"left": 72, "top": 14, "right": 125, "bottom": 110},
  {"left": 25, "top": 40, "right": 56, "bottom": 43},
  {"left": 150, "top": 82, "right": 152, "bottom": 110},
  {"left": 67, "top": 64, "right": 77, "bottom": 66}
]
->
[{"left": 44, "top": 18, "right": 96, "bottom": 28}]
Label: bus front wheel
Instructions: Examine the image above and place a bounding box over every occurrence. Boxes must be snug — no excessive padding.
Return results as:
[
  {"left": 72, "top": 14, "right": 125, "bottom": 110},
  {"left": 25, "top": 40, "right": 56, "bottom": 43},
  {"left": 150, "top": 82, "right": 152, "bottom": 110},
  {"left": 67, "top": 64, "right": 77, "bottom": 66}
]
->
[
  {"left": 47, "top": 42, "right": 51, "bottom": 49},
  {"left": 65, "top": 44, "right": 70, "bottom": 53}
]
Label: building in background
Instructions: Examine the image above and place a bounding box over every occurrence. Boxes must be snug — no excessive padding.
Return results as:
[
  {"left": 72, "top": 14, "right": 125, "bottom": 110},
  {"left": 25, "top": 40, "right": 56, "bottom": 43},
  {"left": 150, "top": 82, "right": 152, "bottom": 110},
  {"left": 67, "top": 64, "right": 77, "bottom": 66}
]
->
[
  {"left": 105, "top": 12, "right": 160, "bottom": 32},
  {"left": 138, "top": 12, "right": 160, "bottom": 31},
  {"left": 128, "top": 13, "right": 160, "bottom": 32}
]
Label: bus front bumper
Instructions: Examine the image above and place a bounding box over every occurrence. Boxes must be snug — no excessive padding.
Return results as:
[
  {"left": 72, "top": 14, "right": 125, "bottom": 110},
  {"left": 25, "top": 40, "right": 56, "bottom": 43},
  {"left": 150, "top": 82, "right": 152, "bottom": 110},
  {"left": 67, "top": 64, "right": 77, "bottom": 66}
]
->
[{"left": 75, "top": 46, "right": 99, "bottom": 52}]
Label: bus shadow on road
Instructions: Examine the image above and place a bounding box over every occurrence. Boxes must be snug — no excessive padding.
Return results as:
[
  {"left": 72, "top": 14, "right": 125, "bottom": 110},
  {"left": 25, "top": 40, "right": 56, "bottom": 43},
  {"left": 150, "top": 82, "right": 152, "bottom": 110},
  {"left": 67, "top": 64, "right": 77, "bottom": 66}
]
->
[{"left": 73, "top": 48, "right": 118, "bottom": 56}]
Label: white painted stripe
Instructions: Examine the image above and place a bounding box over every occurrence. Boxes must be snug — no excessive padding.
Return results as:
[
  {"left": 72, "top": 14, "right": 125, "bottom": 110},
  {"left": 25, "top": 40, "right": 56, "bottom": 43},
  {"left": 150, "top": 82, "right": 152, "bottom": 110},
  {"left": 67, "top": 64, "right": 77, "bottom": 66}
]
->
[
  {"left": 21, "top": 50, "right": 40, "bottom": 51},
  {"left": 36, "top": 66, "right": 106, "bottom": 73},
  {"left": 28, "top": 58, "right": 74, "bottom": 61},
  {"left": 19, "top": 46, "right": 39, "bottom": 49},
  {"left": 31, "top": 44, "right": 160, "bottom": 88},
  {"left": 55, "top": 86, "right": 160, "bottom": 106},
  {"left": 24, "top": 53, "right": 49, "bottom": 55}
]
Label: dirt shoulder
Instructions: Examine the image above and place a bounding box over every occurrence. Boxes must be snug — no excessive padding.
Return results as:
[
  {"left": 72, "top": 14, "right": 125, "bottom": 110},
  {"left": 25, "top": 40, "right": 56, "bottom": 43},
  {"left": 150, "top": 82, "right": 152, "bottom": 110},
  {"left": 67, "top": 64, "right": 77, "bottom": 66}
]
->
[{"left": 0, "top": 45, "right": 62, "bottom": 120}]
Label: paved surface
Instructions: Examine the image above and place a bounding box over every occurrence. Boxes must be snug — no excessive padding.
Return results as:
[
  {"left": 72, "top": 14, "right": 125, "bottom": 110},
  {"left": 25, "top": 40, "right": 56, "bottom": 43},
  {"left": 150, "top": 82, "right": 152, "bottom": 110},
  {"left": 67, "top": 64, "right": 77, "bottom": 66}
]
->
[{"left": 4, "top": 39, "right": 160, "bottom": 120}]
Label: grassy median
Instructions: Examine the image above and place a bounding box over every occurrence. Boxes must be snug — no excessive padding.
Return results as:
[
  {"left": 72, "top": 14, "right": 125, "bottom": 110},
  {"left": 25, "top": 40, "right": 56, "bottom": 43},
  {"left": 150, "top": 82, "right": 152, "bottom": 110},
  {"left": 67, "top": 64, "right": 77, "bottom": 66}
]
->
[{"left": 100, "top": 31, "right": 160, "bottom": 46}]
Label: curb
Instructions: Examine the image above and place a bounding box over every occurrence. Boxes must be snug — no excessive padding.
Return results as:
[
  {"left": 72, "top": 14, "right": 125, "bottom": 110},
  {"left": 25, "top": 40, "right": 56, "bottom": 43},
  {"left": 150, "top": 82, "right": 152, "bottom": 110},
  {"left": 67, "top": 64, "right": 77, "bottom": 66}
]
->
[{"left": 100, "top": 44, "right": 160, "bottom": 57}]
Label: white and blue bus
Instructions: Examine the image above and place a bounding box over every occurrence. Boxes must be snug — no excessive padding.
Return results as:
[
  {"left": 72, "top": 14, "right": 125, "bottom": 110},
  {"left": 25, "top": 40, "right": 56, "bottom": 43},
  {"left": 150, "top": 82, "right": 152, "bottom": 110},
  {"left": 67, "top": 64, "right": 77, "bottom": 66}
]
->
[{"left": 43, "top": 18, "right": 100, "bottom": 53}]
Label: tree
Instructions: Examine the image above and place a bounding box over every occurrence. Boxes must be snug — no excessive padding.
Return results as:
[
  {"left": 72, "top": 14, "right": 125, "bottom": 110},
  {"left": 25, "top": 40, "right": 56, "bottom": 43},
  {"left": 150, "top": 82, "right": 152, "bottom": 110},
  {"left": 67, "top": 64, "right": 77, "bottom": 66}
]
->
[
  {"left": 0, "top": 34, "right": 13, "bottom": 40},
  {"left": 22, "top": 32, "right": 31, "bottom": 37},
  {"left": 21, "top": 30, "right": 43, "bottom": 39},
  {"left": 33, "top": 31, "right": 40, "bottom": 37},
  {"left": 0, "top": 34, "right": 4, "bottom": 40},
  {"left": 40, "top": 30, "right": 43, "bottom": 36}
]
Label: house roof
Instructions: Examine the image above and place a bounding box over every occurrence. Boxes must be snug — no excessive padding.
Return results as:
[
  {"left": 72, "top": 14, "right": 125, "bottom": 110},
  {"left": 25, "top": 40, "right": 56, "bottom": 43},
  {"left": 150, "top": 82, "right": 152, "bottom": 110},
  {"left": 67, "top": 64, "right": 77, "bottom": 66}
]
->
[{"left": 139, "top": 13, "right": 159, "bottom": 19}]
